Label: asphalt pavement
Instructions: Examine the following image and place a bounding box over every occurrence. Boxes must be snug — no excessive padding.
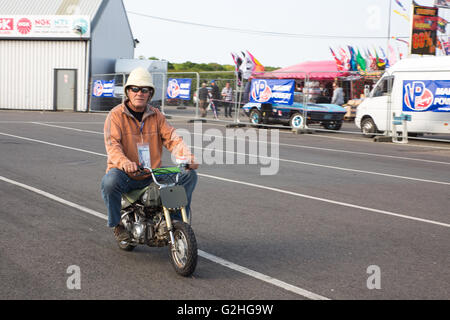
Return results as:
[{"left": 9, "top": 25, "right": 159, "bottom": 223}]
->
[{"left": 0, "top": 110, "right": 449, "bottom": 301}]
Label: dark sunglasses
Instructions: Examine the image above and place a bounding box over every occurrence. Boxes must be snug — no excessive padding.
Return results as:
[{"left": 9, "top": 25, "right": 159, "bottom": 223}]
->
[{"left": 129, "top": 87, "right": 152, "bottom": 94}]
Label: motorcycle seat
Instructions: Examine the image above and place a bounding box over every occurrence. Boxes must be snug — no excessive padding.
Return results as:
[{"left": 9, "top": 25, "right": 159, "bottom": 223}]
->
[{"left": 123, "top": 187, "right": 148, "bottom": 204}]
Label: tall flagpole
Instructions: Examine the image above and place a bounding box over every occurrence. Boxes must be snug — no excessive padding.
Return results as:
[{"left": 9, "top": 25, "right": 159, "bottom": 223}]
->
[
  {"left": 387, "top": 0, "right": 393, "bottom": 51},
  {"left": 386, "top": 0, "right": 393, "bottom": 137}
]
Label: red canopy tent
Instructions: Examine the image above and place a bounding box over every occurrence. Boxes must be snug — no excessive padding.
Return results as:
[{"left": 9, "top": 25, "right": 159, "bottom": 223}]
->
[{"left": 254, "top": 60, "right": 347, "bottom": 80}]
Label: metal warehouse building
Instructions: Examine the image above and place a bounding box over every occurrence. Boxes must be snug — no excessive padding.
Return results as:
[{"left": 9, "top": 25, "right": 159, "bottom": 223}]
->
[{"left": 0, "top": 0, "right": 134, "bottom": 111}]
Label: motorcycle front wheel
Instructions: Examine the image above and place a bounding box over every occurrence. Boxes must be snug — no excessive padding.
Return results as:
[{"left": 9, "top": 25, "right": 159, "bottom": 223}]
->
[{"left": 169, "top": 221, "right": 198, "bottom": 277}]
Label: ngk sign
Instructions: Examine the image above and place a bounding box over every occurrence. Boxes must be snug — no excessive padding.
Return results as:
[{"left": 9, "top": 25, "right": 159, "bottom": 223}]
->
[
  {"left": 0, "top": 15, "right": 90, "bottom": 38},
  {"left": 17, "top": 18, "right": 32, "bottom": 35},
  {"left": 0, "top": 18, "right": 14, "bottom": 31}
]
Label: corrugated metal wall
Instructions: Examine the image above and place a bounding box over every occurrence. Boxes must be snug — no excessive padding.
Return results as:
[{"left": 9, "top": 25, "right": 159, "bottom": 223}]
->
[
  {"left": 0, "top": 0, "right": 102, "bottom": 19},
  {"left": 0, "top": 40, "right": 88, "bottom": 111}
]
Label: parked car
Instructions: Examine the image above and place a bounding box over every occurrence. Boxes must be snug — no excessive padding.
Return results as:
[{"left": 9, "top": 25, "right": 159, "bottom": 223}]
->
[{"left": 242, "top": 92, "right": 347, "bottom": 130}]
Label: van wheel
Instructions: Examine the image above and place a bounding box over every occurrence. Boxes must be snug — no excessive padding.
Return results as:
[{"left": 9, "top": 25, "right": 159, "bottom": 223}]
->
[
  {"left": 323, "top": 121, "right": 343, "bottom": 131},
  {"left": 290, "top": 113, "right": 305, "bottom": 129},
  {"left": 249, "top": 109, "right": 262, "bottom": 125},
  {"left": 361, "top": 118, "right": 378, "bottom": 138}
]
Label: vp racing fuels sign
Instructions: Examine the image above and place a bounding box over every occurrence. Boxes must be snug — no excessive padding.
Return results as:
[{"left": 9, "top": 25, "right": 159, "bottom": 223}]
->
[
  {"left": 92, "top": 80, "right": 115, "bottom": 98},
  {"left": 403, "top": 80, "right": 450, "bottom": 112},
  {"left": 166, "top": 78, "right": 192, "bottom": 100},
  {"left": 250, "top": 79, "right": 295, "bottom": 105}
]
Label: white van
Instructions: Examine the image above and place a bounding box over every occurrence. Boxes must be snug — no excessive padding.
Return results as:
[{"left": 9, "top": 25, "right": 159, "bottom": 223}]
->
[{"left": 355, "top": 56, "right": 450, "bottom": 136}]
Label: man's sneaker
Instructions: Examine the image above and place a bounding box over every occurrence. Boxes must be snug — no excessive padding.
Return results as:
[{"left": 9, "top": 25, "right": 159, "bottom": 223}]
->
[{"left": 114, "top": 224, "right": 130, "bottom": 242}]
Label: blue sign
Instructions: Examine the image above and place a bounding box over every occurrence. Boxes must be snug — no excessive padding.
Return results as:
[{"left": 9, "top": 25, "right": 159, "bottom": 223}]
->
[
  {"left": 250, "top": 79, "right": 295, "bottom": 105},
  {"left": 92, "top": 80, "right": 115, "bottom": 97},
  {"left": 403, "top": 80, "right": 450, "bottom": 112},
  {"left": 167, "top": 78, "right": 192, "bottom": 100}
]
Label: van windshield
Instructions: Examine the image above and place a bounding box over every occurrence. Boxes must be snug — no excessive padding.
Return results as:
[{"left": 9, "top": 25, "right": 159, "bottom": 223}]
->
[{"left": 372, "top": 76, "right": 394, "bottom": 97}]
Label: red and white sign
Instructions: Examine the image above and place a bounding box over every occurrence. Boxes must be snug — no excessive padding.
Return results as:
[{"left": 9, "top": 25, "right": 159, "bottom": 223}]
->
[
  {"left": 0, "top": 18, "right": 14, "bottom": 31},
  {"left": 0, "top": 15, "right": 90, "bottom": 39},
  {"left": 17, "top": 18, "right": 32, "bottom": 35}
]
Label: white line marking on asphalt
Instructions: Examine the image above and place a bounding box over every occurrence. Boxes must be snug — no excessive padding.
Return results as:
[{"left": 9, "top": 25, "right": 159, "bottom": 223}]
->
[
  {"left": 0, "top": 175, "right": 329, "bottom": 300},
  {"left": 0, "top": 132, "right": 106, "bottom": 157},
  {"left": 5, "top": 121, "right": 450, "bottom": 163},
  {"left": 296, "top": 133, "right": 450, "bottom": 150},
  {"left": 31, "top": 121, "right": 450, "bottom": 156},
  {"left": 0, "top": 176, "right": 107, "bottom": 221},
  {"left": 192, "top": 146, "right": 450, "bottom": 186},
  {"left": 1, "top": 131, "right": 449, "bottom": 228},
  {"left": 166, "top": 115, "right": 450, "bottom": 150},
  {"left": 27, "top": 123, "right": 450, "bottom": 185},
  {"left": 198, "top": 250, "right": 329, "bottom": 300},
  {"left": 31, "top": 122, "right": 103, "bottom": 135},
  {"left": 198, "top": 174, "right": 450, "bottom": 228}
]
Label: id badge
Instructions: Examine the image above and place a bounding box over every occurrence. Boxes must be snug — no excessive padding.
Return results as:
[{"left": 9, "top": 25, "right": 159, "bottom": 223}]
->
[{"left": 137, "top": 143, "right": 151, "bottom": 169}]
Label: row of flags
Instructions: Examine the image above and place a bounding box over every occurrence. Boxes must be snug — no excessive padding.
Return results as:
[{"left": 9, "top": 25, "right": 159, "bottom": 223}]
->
[
  {"left": 330, "top": 46, "right": 394, "bottom": 72},
  {"left": 231, "top": 51, "right": 264, "bottom": 85},
  {"left": 330, "top": 38, "right": 450, "bottom": 73},
  {"left": 439, "top": 35, "right": 450, "bottom": 55}
]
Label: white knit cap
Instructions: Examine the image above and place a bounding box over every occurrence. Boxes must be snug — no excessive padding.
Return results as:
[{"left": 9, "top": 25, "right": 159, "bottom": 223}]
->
[{"left": 124, "top": 68, "right": 156, "bottom": 97}]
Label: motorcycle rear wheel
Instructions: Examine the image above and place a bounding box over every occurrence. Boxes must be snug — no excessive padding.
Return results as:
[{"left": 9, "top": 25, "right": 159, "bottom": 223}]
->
[{"left": 169, "top": 221, "right": 198, "bottom": 277}]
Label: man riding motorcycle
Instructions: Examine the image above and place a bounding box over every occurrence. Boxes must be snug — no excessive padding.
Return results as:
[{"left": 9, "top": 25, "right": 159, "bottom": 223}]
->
[{"left": 101, "top": 67, "right": 199, "bottom": 241}]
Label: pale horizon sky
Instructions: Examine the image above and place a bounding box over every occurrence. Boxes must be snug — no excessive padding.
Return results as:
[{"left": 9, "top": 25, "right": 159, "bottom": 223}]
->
[{"left": 123, "top": 0, "right": 448, "bottom": 68}]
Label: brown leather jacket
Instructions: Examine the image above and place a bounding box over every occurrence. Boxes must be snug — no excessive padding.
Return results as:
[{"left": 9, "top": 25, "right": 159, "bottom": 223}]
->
[{"left": 104, "top": 102, "right": 194, "bottom": 179}]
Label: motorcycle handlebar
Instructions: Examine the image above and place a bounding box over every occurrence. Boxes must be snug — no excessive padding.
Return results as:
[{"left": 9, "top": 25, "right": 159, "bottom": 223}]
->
[{"left": 133, "top": 164, "right": 188, "bottom": 187}]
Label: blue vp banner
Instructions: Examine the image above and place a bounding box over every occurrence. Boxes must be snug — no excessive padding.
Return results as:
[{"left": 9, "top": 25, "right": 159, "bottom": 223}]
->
[
  {"left": 92, "top": 80, "right": 115, "bottom": 97},
  {"left": 250, "top": 79, "right": 295, "bottom": 105},
  {"left": 403, "top": 80, "right": 450, "bottom": 112},
  {"left": 167, "top": 78, "right": 192, "bottom": 100}
]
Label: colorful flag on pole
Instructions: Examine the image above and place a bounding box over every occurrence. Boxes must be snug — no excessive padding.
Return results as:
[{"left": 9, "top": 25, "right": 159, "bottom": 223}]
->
[
  {"left": 246, "top": 50, "right": 265, "bottom": 73},
  {"left": 444, "top": 41, "right": 450, "bottom": 55},
  {"left": 367, "top": 48, "right": 378, "bottom": 71},
  {"left": 339, "top": 47, "right": 351, "bottom": 71},
  {"left": 240, "top": 51, "right": 255, "bottom": 80},
  {"left": 388, "top": 43, "right": 398, "bottom": 66},
  {"left": 435, "top": 0, "right": 450, "bottom": 9},
  {"left": 379, "top": 47, "right": 390, "bottom": 68},
  {"left": 392, "top": 36, "right": 410, "bottom": 46},
  {"left": 374, "top": 48, "right": 386, "bottom": 70},
  {"left": 231, "top": 52, "right": 243, "bottom": 85},
  {"left": 437, "top": 17, "right": 448, "bottom": 33},
  {"left": 356, "top": 48, "right": 367, "bottom": 71},
  {"left": 348, "top": 46, "right": 358, "bottom": 71},
  {"left": 395, "top": 0, "right": 407, "bottom": 11},
  {"left": 393, "top": 9, "right": 410, "bottom": 21},
  {"left": 330, "top": 47, "right": 344, "bottom": 71}
]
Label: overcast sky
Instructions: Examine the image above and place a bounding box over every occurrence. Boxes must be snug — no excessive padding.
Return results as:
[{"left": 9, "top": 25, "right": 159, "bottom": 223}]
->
[{"left": 123, "top": 0, "right": 447, "bottom": 68}]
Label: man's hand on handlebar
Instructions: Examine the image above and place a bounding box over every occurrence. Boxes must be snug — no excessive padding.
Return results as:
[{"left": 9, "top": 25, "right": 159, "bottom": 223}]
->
[
  {"left": 187, "top": 162, "right": 199, "bottom": 170},
  {"left": 122, "top": 160, "right": 139, "bottom": 174}
]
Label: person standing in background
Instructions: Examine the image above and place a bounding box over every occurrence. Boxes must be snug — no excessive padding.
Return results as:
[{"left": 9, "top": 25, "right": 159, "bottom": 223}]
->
[
  {"left": 198, "top": 82, "right": 209, "bottom": 117},
  {"left": 331, "top": 82, "right": 345, "bottom": 106},
  {"left": 210, "top": 80, "right": 221, "bottom": 112},
  {"left": 221, "top": 82, "right": 233, "bottom": 118}
]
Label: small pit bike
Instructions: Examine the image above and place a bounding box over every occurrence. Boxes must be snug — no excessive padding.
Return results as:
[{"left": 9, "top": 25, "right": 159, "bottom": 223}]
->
[{"left": 117, "top": 165, "right": 197, "bottom": 277}]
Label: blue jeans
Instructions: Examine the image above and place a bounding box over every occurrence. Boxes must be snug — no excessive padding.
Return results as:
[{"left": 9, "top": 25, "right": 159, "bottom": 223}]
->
[{"left": 101, "top": 168, "right": 198, "bottom": 228}]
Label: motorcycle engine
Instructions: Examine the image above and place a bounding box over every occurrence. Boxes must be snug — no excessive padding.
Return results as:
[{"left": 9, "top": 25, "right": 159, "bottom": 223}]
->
[
  {"left": 140, "top": 184, "right": 161, "bottom": 208},
  {"left": 132, "top": 222, "right": 146, "bottom": 242}
]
